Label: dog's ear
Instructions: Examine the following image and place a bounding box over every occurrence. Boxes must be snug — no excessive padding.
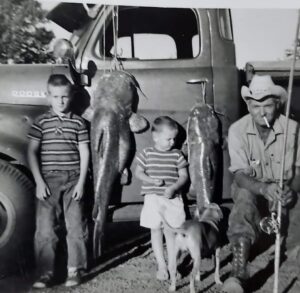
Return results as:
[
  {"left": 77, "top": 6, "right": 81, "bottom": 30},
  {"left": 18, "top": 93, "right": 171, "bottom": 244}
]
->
[
  {"left": 207, "top": 203, "right": 223, "bottom": 220},
  {"left": 216, "top": 207, "right": 223, "bottom": 220},
  {"left": 212, "top": 205, "right": 223, "bottom": 220},
  {"left": 193, "top": 208, "right": 201, "bottom": 220}
]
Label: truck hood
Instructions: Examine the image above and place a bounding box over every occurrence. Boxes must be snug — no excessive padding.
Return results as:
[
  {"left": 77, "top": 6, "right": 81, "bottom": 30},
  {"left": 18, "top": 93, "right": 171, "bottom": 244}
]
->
[{"left": 47, "top": 3, "right": 96, "bottom": 32}]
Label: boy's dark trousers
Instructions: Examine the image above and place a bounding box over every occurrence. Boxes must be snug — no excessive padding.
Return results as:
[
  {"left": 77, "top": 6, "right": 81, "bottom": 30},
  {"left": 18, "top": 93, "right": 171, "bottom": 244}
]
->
[{"left": 34, "top": 170, "right": 88, "bottom": 275}]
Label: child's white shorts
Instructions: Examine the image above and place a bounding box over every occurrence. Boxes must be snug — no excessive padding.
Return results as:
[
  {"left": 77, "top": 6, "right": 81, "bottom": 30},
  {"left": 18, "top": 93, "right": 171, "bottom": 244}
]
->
[{"left": 140, "top": 193, "right": 186, "bottom": 229}]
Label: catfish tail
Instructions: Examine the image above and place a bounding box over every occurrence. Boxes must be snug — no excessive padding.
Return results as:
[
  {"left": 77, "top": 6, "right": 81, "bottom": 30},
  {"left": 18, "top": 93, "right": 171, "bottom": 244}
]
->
[{"left": 91, "top": 109, "right": 120, "bottom": 258}]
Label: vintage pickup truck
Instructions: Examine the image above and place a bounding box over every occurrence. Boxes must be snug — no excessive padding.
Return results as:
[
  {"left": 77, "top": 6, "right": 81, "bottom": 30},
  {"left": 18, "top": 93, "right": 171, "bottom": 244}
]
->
[{"left": 0, "top": 4, "right": 299, "bottom": 273}]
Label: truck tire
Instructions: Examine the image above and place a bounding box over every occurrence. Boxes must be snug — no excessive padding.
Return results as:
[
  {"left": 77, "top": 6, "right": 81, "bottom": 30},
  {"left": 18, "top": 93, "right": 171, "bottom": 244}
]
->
[{"left": 0, "top": 160, "right": 35, "bottom": 275}]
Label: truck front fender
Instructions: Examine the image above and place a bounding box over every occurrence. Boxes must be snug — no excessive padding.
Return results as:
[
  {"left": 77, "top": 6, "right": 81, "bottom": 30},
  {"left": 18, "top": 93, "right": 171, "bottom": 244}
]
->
[{"left": 0, "top": 132, "right": 29, "bottom": 167}]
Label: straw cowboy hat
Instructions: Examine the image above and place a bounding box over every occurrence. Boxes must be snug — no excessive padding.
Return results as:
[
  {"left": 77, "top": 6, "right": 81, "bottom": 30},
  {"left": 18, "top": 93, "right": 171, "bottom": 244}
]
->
[{"left": 241, "top": 75, "right": 287, "bottom": 104}]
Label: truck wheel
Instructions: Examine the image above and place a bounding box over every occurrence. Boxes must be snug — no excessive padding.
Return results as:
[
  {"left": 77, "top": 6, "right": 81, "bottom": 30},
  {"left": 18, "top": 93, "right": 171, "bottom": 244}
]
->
[{"left": 0, "top": 160, "right": 35, "bottom": 275}]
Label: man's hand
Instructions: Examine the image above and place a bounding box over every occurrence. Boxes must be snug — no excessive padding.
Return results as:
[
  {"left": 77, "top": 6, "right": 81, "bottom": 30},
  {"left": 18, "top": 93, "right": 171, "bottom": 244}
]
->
[
  {"left": 281, "top": 184, "right": 294, "bottom": 206},
  {"left": 36, "top": 180, "right": 51, "bottom": 200},
  {"left": 72, "top": 182, "right": 84, "bottom": 201},
  {"left": 263, "top": 182, "right": 294, "bottom": 206}
]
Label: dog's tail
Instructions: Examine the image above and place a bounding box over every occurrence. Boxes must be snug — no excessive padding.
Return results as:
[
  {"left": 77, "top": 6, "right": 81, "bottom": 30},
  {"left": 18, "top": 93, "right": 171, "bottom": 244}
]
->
[{"left": 198, "top": 203, "right": 223, "bottom": 232}]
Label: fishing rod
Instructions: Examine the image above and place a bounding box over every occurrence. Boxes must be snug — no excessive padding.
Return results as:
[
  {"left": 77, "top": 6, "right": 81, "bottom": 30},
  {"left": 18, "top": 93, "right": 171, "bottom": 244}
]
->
[{"left": 273, "top": 9, "right": 300, "bottom": 293}]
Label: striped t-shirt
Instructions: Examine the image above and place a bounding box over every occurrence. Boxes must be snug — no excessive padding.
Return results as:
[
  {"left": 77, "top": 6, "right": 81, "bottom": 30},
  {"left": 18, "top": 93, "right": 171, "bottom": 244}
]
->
[
  {"left": 27, "top": 109, "right": 90, "bottom": 172},
  {"left": 136, "top": 147, "right": 188, "bottom": 196}
]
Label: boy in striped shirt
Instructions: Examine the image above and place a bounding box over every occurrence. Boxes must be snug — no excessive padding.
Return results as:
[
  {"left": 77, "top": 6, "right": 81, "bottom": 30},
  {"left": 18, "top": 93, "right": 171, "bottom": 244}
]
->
[
  {"left": 27, "top": 75, "right": 90, "bottom": 288},
  {"left": 135, "top": 116, "right": 189, "bottom": 281}
]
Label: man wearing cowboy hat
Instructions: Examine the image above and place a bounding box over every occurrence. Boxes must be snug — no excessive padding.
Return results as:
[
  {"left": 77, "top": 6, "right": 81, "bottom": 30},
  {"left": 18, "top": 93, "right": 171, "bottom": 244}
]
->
[{"left": 222, "top": 75, "right": 300, "bottom": 293}]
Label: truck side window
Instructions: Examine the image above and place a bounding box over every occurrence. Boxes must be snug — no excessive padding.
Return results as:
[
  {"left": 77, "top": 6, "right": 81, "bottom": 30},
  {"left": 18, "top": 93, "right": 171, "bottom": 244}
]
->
[
  {"left": 218, "top": 9, "right": 233, "bottom": 41},
  {"left": 97, "top": 6, "right": 200, "bottom": 60}
]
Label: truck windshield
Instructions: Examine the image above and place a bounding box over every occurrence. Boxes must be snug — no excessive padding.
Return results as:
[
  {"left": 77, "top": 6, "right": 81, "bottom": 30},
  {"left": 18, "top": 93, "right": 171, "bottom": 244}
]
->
[{"left": 96, "top": 6, "right": 200, "bottom": 60}]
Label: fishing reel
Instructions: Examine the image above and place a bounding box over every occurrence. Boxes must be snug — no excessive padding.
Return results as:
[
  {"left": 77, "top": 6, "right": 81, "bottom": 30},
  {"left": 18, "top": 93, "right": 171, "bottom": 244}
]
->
[{"left": 259, "top": 212, "right": 279, "bottom": 235}]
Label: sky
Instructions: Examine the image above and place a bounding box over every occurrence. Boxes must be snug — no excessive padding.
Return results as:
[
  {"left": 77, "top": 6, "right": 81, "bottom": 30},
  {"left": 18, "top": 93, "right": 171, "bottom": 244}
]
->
[
  {"left": 39, "top": 1, "right": 299, "bottom": 68},
  {"left": 231, "top": 9, "right": 298, "bottom": 67}
]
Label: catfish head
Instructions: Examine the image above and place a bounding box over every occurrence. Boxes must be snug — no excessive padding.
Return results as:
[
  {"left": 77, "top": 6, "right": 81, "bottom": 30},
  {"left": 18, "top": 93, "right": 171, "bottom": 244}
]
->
[
  {"left": 188, "top": 103, "right": 219, "bottom": 145},
  {"left": 93, "top": 70, "right": 148, "bottom": 132}
]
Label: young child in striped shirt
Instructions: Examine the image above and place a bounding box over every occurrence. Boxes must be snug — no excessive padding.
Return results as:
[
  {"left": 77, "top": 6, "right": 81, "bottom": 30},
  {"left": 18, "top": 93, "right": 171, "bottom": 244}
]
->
[
  {"left": 27, "top": 74, "right": 90, "bottom": 289},
  {"left": 135, "top": 116, "right": 189, "bottom": 281}
]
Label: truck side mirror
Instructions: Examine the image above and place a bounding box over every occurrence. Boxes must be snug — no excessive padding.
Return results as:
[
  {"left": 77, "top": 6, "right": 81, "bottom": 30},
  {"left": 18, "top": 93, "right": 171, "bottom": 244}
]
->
[
  {"left": 69, "top": 60, "right": 97, "bottom": 87},
  {"left": 52, "top": 39, "right": 90, "bottom": 87},
  {"left": 68, "top": 59, "right": 90, "bottom": 87}
]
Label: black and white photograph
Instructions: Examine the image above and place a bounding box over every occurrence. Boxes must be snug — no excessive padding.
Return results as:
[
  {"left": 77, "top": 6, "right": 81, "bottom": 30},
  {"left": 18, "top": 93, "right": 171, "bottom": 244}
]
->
[{"left": 0, "top": 0, "right": 300, "bottom": 292}]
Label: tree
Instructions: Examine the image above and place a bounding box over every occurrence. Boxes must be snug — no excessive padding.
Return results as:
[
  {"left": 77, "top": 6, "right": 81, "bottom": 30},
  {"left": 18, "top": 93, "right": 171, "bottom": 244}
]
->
[{"left": 0, "top": 0, "right": 55, "bottom": 64}]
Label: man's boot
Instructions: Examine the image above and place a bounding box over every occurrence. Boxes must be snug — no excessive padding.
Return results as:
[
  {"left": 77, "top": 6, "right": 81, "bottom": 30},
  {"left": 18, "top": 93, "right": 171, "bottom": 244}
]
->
[{"left": 222, "top": 237, "right": 250, "bottom": 293}]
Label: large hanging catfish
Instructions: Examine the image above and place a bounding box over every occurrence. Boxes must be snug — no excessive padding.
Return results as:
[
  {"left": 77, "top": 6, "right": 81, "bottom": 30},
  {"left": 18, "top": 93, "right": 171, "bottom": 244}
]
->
[
  {"left": 187, "top": 102, "right": 220, "bottom": 212},
  {"left": 91, "top": 71, "right": 147, "bottom": 258}
]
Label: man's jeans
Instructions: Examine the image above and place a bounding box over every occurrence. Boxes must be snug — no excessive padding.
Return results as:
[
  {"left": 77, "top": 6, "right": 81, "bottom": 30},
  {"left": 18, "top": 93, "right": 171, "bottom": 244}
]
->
[
  {"left": 227, "top": 181, "right": 261, "bottom": 244},
  {"left": 34, "top": 170, "right": 88, "bottom": 275}
]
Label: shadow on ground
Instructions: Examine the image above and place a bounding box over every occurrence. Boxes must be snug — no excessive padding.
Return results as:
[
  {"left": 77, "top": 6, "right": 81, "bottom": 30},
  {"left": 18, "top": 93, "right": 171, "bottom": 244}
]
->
[{"left": 1, "top": 213, "right": 300, "bottom": 293}]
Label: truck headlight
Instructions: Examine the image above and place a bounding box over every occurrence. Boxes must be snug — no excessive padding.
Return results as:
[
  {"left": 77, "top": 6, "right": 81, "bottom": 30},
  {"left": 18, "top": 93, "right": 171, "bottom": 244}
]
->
[{"left": 53, "top": 39, "right": 75, "bottom": 65}]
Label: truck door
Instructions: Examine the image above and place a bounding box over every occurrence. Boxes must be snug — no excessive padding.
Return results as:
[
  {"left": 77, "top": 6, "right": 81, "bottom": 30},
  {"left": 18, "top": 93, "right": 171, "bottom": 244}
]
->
[{"left": 80, "top": 6, "right": 213, "bottom": 203}]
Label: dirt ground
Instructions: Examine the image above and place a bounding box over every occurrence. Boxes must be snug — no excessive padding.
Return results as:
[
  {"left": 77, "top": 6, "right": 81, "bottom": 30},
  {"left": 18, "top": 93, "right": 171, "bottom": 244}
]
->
[{"left": 1, "top": 220, "right": 300, "bottom": 293}]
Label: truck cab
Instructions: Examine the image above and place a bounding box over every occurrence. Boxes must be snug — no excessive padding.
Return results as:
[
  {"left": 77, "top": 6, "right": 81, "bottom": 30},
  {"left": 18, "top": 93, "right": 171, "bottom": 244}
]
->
[
  {"left": 0, "top": 4, "right": 239, "bottom": 272},
  {"left": 48, "top": 4, "right": 239, "bottom": 208}
]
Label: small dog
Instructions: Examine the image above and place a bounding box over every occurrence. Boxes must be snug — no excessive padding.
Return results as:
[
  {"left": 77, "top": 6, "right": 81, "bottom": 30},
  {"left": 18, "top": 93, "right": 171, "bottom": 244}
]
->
[{"left": 160, "top": 203, "right": 223, "bottom": 293}]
